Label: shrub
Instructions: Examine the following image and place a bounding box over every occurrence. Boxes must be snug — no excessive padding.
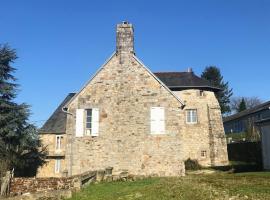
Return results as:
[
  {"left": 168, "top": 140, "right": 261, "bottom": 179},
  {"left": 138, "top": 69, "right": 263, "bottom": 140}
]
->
[{"left": 184, "top": 158, "right": 202, "bottom": 170}]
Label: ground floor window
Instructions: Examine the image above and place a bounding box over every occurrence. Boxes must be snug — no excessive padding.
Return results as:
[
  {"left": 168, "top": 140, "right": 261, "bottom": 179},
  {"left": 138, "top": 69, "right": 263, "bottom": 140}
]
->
[
  {"left": 201, "top": 150, "right": 207, "bottom": 158},
  {"left": 55, "top": 159, "right": 61, "bottom": 173}
]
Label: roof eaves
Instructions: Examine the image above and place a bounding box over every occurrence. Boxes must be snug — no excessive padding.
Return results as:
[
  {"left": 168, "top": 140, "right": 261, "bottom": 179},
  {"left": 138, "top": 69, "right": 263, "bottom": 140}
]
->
[{"left": 167, "top": 85, "right": 222, "bottom": 90}]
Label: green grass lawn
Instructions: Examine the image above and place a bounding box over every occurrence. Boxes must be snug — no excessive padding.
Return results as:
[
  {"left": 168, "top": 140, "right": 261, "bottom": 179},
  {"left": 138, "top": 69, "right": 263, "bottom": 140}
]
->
[{"left": 68, "top": 172, "right": 270, "bottom": 200}]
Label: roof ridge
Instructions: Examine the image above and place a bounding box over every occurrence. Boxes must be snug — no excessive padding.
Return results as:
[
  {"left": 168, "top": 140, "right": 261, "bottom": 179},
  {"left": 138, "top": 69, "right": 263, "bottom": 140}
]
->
[{"left": 154, "top": 71, "right": 189, "bottom": 74}]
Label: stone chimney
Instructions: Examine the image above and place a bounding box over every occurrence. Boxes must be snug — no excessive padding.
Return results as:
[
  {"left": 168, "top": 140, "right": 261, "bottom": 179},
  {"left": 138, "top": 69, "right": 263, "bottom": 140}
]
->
[
  {"left": 116, "top": 21, "right": 134, "bottom": 54},
  {"left": 187, "top": 67, "right": 193, "bottom": 73}
]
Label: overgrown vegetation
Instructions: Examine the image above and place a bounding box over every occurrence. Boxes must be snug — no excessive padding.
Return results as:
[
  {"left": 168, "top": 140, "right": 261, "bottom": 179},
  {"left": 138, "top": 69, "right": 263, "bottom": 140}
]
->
[
  {"left": 68, "top": 172, "right": 270, "bottom": 200},
  {"left": 0, "top": 44, "right": 46, "bottom": 177},
  {"left": 184, "top": 158, "right": 202, "bottom": 171}
]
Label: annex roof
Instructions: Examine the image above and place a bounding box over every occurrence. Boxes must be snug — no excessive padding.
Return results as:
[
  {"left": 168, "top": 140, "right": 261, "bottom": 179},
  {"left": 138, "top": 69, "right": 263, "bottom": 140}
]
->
[{"left": 39, "top": 93, "right": 76, "bottom": 134}]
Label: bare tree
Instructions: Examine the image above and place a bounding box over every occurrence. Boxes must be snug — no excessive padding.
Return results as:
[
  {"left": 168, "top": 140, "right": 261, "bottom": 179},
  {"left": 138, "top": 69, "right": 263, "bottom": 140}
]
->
[{"left": 230, "top": 96, "right": 263, "bottom": 113}]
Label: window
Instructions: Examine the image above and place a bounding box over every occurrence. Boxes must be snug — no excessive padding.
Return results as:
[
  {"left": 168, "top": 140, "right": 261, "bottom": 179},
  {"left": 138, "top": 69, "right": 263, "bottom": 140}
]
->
[
  {"left": 85, "top": 108, "right": 99, "bottom": 136},
  {"left": 75, "top": 108, "right": 99, "bottom": 137},
  {"left": 186, "top": 109, "right": 198, "bottom": 124},
  {"left": 55, "top": 135, "right": 61, "bottom": 150},
  {"left": 199, "top": 90, "right": 204, "bottom": 96},
  {"left": 55, "top": 159, "right": 61, "bottom": 173},
  {"left": 150, "top": 107, "right": 165, "bottom": 134},
  {"left": 85, "top": 109, "right": 92, "bottom": 136},
  {"left": 201, "top": 150, "right": 207, "bottom": 158}
]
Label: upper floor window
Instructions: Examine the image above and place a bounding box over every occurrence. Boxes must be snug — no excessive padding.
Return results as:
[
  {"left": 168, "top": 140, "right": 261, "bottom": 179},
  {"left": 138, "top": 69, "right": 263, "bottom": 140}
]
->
[
  {"left": 85, "top": 109, "right": 92, "bottom": 136},
  {"left": 55, "top": 135, "right": 62, "bottom": 150},
  {"left": 75, "top": 108, "right": 99, "bottom": 137},
  {"left": 150, "top": 107, "right": 165, "bottom": 134},
  {"left": 186, "top": 109, "right": 198, "bottom": 124}
]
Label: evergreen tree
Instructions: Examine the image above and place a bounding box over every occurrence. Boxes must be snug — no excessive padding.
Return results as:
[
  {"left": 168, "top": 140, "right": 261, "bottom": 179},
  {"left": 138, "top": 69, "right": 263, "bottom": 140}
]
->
[
  {"left": 0, "top": 44, "right": 46, "bottom": 176},
  {"left": 238, "top": 98, "right": 247, "bottom": 113},
  {"left": 201, "top": 66, "right": 233, "bottom": 114}
]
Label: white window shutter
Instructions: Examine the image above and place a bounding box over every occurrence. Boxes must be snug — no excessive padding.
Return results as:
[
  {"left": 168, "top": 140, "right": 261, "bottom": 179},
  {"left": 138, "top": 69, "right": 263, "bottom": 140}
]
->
[
  {"left": 151, "top": 107, "right": 165, "bottom": 134},
  {"left": 91, "top": 108, "right": 99, "bottom": 136},
  {"left": 75, "top": 109, "right": 84, "bottom": 137},
  {"left": 158, "top": 107, "right": 165, "bottom": 133},
  {"left": 151, "top": 107, "right": 157, "bottom": 134}
]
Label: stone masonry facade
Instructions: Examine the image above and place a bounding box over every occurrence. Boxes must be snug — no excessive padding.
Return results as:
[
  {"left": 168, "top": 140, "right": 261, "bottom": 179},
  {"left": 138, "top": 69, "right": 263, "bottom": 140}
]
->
[{"left": 37, "top": 22, "right": 228, "bottom": 177}]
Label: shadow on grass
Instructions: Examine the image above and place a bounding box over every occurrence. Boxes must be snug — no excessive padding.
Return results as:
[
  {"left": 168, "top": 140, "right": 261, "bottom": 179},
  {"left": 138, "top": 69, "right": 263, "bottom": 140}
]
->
[{"left": 210, "top": 161, "right": 263, "bottom": 173}]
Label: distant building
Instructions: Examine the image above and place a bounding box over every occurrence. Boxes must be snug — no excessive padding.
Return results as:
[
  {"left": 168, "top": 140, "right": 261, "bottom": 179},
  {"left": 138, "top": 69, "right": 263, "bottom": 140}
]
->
[{"left": 223, "top": 101, "right": 270, "bottom": 134}]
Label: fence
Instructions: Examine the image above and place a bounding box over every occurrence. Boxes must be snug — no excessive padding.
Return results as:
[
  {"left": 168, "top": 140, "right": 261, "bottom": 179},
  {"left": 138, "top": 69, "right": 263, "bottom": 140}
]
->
[{"left": 227, "top": 141, "right": 262, "bottom": 164}]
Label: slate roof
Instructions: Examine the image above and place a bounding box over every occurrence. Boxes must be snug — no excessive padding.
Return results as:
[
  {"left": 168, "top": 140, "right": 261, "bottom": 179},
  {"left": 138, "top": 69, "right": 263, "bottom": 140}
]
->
[
  {"left": 223, "top": 101, "right": 270, "bottom": 123},
  {"left": 154, "top": 72, "right": 221, "bottom": 91},
  {"left": 39, "top": 93, "right": 76, "bottom": 134}
]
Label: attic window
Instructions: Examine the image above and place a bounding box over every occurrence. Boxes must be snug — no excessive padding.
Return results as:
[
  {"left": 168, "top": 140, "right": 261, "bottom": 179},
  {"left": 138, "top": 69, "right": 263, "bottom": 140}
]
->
[{"left": 198, "top": 90, "right": 204, "bottom": 97}]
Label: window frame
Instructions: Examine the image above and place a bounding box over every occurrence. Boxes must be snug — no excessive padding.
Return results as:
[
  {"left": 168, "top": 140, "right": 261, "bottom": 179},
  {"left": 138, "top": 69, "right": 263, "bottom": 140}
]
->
[
  {"left": 55, "top": 159, "right": 61, "bottom": 173},
  {"left": 84, "top": 108, "right": 99, "bottom": 137},
  {"left": 55, "top": 135, "right": 61, "bottom": 151},
  {"left": 85, "top": 108, "right": 93, "bottom": 136},
  {"left": 199, "top": 90, "right": 204, "bottom": 97},
  {"left": 186, "top": 109, "right": 198, "bottom": 124},
  {"left": 201, "top": 150, "right": 207, "bottom": 158}
]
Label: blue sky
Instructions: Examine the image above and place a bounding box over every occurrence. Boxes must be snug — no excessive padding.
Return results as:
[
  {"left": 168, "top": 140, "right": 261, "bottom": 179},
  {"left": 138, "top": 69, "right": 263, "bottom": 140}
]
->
[{"left": 1, "top": 0, "right": 270, "bottom": 127}]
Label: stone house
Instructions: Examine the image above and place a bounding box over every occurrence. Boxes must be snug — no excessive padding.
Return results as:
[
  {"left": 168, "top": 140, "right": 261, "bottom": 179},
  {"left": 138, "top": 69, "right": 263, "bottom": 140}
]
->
[{"left": 37, "top": 22, "right": 228, "bottom": 177}]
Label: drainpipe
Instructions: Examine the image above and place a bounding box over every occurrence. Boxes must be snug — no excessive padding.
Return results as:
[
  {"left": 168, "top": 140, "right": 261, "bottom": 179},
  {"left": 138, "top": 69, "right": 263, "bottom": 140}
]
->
[{"left": 62, "top": 107, "right": 74, "bottom": 176}]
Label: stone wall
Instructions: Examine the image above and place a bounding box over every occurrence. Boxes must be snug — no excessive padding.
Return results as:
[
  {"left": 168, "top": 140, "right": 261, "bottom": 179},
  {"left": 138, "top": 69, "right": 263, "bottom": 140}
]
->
[
  {"left": 174, "top": 89, "right": 228, "bottom": 166},
  {"left": 10, "top": 170, "right": 96, "bottom": 196},
  {"left": 10, "top": 177, "right": 74, "bottom": 195}
]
